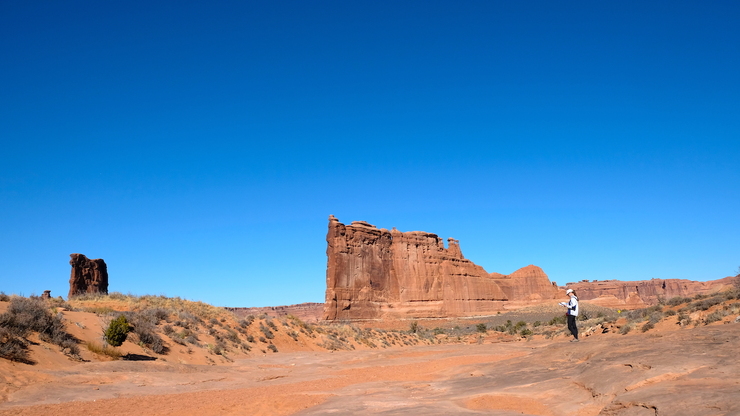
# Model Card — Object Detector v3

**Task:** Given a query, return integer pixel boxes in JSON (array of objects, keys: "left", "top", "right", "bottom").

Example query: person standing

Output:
[{"left": 559, "top": 289, "right": 579, "bottom": 342}]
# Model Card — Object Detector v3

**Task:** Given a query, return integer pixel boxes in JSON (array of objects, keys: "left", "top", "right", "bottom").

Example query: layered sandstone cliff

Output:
[
  {"left": 68, "top": 253, "right": 109, "bottom": 298},
  {"left": 566, "top": 277, "right": 735, "bottom": 309},
  {"left": 324, "top": 216, "right": 559, "bottom": 320}
]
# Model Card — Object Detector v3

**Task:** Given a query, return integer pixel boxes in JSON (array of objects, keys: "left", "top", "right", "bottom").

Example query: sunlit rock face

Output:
[
  {"left": 68, "top": 253, "right": 109, "bottom": 298},
  {"left": 565, "top": 277, "right": 735, "bottom": 309},
  {"left": 324, "top": 216, "right": 560, "bottom": 320}
]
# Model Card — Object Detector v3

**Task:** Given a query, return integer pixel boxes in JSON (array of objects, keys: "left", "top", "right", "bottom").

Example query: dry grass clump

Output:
[
  {"left": 70, "top": 293, "right": 233, "bottom": 323},
  {"left": 86, "top": 341, "right": 122, "bottom": 359}
]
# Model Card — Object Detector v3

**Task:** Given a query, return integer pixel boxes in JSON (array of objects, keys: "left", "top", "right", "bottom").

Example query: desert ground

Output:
[{"left": 2, "top": 294, "right": 739, "bottom": 416}]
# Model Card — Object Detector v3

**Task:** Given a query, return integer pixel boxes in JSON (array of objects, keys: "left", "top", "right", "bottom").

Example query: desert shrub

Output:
[
  {"left": 0, "top": 292, "right": 9, "bottom": 302},
  {"left": 549, "top": 315, "right": 566, "bottom": 326},
  {"left": 664, "top": 309, "right": 677, "bottom": 316},
  {"left": 648, "top": 311, "right": 663, "bottom": 324},
  {"left": 104, "top": 315, "right": 130, "bottom": 347},
  {"left": 409, "top": 321, "right": 419, "bottom": 334},
  {"left": 520, "top": 328, "right": 533, "bottom": 337},
  {"left": 267, "top": 344, "right": 278, "bottom": 352},
  {"left": 259, "top": 324, "right": 274, "bottom": 339},
  {"left": 162, "top": 324, "right": 175, "bottom": 336},
  {"left": 691, "top": 296, "right": 724, "bottom": 311},
  {"left": 0, "top": 327, "right": 32, "bottom": 363},
  {"left": 226, "top": 329, "right": 240, "bottom": 344},
  {"left": 476, "top": 323, "right": 487, "bottom": 333},
  {"left": 667, "top": 297, "right": 690, "bottom": 307},
  {"left": 705, "top": 310, "right": 728, "bottom": 324},
  {"left": 259, "top": 336, "right": 267, "bottom": 343},
  {"left": 641, "top": 322, "right": 654, "bottom": 332},
  {"left": 0, "top": 297, "right": 79, "bottom": 358},
  {"left": 47, "top": 297, "right": 73, "bottom": 311},
  {"left": 532, "top": 321, "right": 542, "bottom": 327},
  {"left": 124, "top": 312, "right": 166, "bottom": 354},
  {"left": 209, "top": 343, "right": 224, "bottom": 355},
  {"left": 619, "top": 324, "right": 632, "bottom": 335},
  {"left": 266, "top": 320, "right": 278, "bottom": 331},
  {"left": 246, "top": 334, "right": 255, "bottom": 343},
  {"left": 141, "top": 308, "right": 170, "bottom": 324}
]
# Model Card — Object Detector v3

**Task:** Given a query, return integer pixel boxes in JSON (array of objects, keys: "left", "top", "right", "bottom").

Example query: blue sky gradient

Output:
[{"left": 1, "top": 1, "right": 739, "bottom": 306}]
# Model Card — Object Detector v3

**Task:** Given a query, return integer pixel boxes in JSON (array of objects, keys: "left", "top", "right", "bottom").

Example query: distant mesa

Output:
[
  {"left": 324, "top": 216, "right": 560, "bottom": 320},
  {"left": 565, "top": 277, "right": 734, "bottom": 309},
  {"left": 68, "top": 253, "right": 109, "bottom": 298}
]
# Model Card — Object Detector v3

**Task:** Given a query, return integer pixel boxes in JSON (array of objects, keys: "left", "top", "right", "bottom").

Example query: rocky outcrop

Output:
[
  {"left": 68, "top": 253, "right": 109, "bottom": 298},
  {"left": 324, "top": 216, "right": 560, "bottom": 320},
  {"left": 565, "top": 277, "right": 735, "bottom": 309}
]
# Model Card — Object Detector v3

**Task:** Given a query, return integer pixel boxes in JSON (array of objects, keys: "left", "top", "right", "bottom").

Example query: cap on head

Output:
[{"left": 566, "top": 289, "right": 574, "bottom": 294}]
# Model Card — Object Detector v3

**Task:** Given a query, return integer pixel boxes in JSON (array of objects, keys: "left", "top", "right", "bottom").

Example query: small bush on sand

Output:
[
  {"left": 476, "top": 323, "right": 487, "bottom": 333},
  {"left": 104, "top": 315, "right": 130, "bottom": 347}
]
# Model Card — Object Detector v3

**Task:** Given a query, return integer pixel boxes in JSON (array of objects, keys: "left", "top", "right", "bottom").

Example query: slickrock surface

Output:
[
  {"left": 2, "top": 323, "right": 738, "bottom": 416},
  {"left": 568, "top": 277, "right": 735, "bottom": 309},
  {"left": 68, "top": 253, "right": 108, "bottom": 298},
  {"left": 324, "top": 216, "right": 559, "bottom": 320}
]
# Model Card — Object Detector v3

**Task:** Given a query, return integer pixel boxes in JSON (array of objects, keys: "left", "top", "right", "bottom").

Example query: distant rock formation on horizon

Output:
[
  {"left": 68, "top": 253, "right": 108, "bottom": 298},
  {"left": 324, "top": 216, "right": 560, "bottom": 320},
  {"left": 565, "top": 277, "right": 735, "bottom": 309}
]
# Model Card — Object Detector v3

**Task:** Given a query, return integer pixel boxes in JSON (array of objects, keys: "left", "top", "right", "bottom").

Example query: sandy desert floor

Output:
[{"left": 1, "top": 322, "right": 738, "bottom": 416}]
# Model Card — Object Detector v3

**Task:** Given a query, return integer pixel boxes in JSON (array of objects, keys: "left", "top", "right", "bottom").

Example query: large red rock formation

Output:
[
  {"left": 68, "top": 253, "right": 109, "bottom": 298},
  {"left": 566, "top": 277, "right": 735, "bottom": 309},
  {"left": 324, "top": 216, "right": 560, "bottom": 320}
]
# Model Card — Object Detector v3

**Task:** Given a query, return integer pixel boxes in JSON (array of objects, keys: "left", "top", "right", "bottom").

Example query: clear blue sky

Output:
[{"left": 1, "top": 1, "right": 738, "bottom": 307}]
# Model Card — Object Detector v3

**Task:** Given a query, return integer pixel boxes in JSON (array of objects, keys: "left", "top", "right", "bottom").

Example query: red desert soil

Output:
[{"left": 2, "top": 322, "right": 739, "bottom": 416}]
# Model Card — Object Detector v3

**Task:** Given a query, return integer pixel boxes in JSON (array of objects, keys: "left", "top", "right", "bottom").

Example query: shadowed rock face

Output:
[
  {"left": 68, "top": 253, "right": 108, "bottom": 298},
  {"left": 324, "top": 216, "right": 560, "bottom": 320}
]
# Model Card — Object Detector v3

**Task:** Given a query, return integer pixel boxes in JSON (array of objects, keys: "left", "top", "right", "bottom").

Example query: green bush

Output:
[
  {"left": 476, "top": 323, "right": 487, "bottom": 333},
  {"left": 104, "top": 315, "right": 130, "bottom": 347}
]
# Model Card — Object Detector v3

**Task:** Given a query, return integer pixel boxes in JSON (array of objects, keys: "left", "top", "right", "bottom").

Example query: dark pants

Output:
[{"left": 567, "top": 315, "right": 578, "bottom": 339}]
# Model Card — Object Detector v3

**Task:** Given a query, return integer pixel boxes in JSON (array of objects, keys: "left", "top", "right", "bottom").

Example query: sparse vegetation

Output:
[
  {"left": 86, "top": 341, "right": 122, "bottom": 359},
  {"left": 0, "top": 297, "right": 80, "bottom": 362}
]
